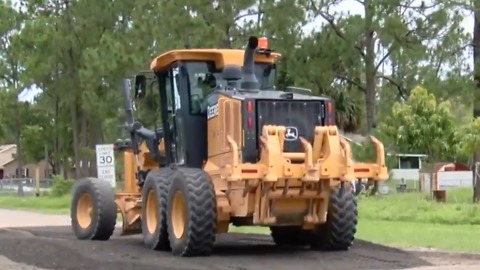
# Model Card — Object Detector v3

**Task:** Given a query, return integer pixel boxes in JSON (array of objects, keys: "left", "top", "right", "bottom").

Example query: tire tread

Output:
[
  {"left": 71, "top": 178, "right": 117, "bottom": 241},
  {"left": 310, "top": 183, "right": 358, "bottom": 251},
  {"left": 168, "top": 168, "right": 217, "bottom": 257}
]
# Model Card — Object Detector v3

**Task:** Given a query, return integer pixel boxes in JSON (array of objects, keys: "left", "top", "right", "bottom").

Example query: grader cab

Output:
[{"left": 70, "top": 36, "right": 388, "bottom": 257}]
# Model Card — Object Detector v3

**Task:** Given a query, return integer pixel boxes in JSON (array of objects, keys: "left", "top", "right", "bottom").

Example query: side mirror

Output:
[{"left": 134, "top": 75, "right": 147, "bottom": 99}]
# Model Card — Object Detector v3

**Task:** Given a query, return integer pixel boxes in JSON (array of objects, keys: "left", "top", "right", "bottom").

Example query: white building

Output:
[{"left": 389, "top": 153, "right": 427, "bottom": 181}]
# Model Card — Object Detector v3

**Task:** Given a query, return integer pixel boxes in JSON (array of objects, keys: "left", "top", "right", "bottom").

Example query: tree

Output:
[
  {"left": 0, "top": 1, "right": 33, "bottom": 177},
  {"left": 307, "top": 0, "right": 466, "bottom": 131},
  {"left": 381, "top": 86, "right": 458, "bottom": 159},
  {"left": 379, "top": 86, "right": 459, "bottom": 193},
  {"left": 458, "top": 118, "right": 480, "bottom": 202}
]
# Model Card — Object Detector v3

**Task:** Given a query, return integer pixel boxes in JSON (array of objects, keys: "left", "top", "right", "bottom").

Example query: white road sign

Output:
[{"left": 95, "top": 144, "right": 116, "bottom": 188}]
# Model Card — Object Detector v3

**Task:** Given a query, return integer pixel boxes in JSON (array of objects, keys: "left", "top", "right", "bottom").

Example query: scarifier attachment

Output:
[
  {"left": 351, "top": 135, "right": 388, "bottom": 181},
  {"left": 224, "top": 125, "right": 388, "bottom": 183}
]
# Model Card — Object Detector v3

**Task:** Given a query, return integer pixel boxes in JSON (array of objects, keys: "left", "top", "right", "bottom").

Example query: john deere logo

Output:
[{"left": 284, "top": 127, "right": 298, "bottom": 141}]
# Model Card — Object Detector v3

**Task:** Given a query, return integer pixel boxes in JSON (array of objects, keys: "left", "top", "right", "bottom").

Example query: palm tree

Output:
[{"left": 330, "top": 89, "right": 362, "bottom": 133}]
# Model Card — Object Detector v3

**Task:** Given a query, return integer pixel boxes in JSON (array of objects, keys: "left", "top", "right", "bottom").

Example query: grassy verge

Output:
[
  {"left": 229, "top": 220, "right": 480, "bottom": 252},
  {"left": 358, "top": 187, "right": 480, "bottom": 225},
  {"left": 0, "top": 193, "right": 70, "bottom": 214},
  {"left": 356, "top": 220, "right": 480, "bottom": 252}
]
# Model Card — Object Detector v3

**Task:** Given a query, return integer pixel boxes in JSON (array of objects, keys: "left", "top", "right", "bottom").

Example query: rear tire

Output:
[
  {"left": 70, "top": 178, "right": 117, "bottom": 241},
  {"left": 270, "top": 226, "right": 310, "bottom": 247},
  {"left": 167, "top": 168, "right": 217, "bottom": 257},
  {"left": 310, "top": 183, "right": 358, "bottom": 251},
  {"left": 141, "top": 168, "right": 174, "bottom": 251}
]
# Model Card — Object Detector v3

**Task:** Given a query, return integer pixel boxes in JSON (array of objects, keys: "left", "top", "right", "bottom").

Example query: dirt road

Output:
[{"left": 1, "top": 209, "right": 480, "bottom": 270}]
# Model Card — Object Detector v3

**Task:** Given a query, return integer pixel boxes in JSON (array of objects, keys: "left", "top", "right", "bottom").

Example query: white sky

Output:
[{"left": 14, "top": 0, "right": 475, "bottom": 102}]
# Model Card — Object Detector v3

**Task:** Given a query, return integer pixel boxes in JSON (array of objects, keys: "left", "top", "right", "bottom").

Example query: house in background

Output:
[
  {"left": 0, "top": 144, "right": 51, "bottom": 179},
  {"left": 389, "top": 153, "right": 428, "bottom": 181}
]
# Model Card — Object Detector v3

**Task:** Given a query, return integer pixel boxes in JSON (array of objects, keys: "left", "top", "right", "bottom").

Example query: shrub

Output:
[{"left": 50, "top": 175, "right": 75, "bottom": 197}]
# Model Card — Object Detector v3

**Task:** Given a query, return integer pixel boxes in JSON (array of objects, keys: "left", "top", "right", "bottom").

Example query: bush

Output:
[{"left": 50, "top": 175, "right": 75, "bottom": 197}]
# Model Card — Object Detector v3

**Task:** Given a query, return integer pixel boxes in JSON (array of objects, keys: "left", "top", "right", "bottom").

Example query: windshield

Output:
[
  {"left": 185, "top": 61, "right": 276, "bottom": 115},
  {"left": 185, "top": 61, "right": 276, "bottom": 91}
]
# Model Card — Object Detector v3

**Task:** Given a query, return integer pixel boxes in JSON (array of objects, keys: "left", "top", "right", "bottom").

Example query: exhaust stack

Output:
[{"left": 240, "top": 36, "right": 259, "bottom": 90}]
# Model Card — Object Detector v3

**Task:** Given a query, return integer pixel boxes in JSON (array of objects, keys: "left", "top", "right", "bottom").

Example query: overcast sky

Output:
[{"left": 14, "top": 0, "right": 474, "bottom": 102}]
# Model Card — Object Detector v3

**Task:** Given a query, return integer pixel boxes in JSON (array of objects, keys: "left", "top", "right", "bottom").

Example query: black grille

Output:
[{"left": 256, "top": 100, "right": 324, "bottom": 152}]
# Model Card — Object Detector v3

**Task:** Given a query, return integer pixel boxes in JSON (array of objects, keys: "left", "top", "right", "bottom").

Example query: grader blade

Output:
[
  {"left": 120, "top": 219, "right": 142, "bottom": 236},
  {"left": 115, "top": 194, "right": 142, "bottom": 236}
]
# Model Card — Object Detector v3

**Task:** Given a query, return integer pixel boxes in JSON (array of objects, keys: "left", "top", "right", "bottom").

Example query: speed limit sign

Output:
[{"left": 95, "top": 144, "right": 116, "bottom": 188}]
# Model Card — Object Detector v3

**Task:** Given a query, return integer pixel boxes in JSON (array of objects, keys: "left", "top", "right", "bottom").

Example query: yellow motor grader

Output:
[{"left": 70, "top": 36, "right": 388, "bottom": 257}]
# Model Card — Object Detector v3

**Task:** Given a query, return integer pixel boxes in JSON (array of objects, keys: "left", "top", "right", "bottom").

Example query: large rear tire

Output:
[
  {"left": 141, "top": 168, "right": 174, "bottom": 251},
  {"left": 167, "top": 168, "right": 217, "bottom": 257},
  {"left": 270, "top": 226, "right": 310, "bottom": 247},
  {"left": 70, "top": 178, "right": 117, "bottom": 241},
  {"left": 310, "top": 183, "right": 358, "bottom": 251}
]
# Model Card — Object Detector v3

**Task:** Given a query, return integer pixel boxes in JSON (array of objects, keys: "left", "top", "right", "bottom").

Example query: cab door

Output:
[
  {"left": 157, "top": 65, "right": 187, "bottom": 166},
  {"left": 174, "top": 61, "right": 208, "bottom": 168}
]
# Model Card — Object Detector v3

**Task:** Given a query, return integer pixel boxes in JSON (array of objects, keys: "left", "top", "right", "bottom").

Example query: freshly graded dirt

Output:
[{"left": 1, "top": 209, "right": 480, "bottom": 270}]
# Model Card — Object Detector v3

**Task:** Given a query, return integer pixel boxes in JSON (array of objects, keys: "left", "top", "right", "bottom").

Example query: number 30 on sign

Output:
[
  {"left": 95, "top": 144, "right": 116, "bottom": 188},
  {"left": 98, "top": 155, "right": 113, "bottom": 164}
]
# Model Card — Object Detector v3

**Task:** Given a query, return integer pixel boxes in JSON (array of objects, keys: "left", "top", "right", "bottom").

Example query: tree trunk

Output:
[
  {"left": 70, "top": 96, "right": 81, "bottom": 179},
  {"left": 364, "top": 0, "right": 376, "bottom": 131},
  {"left": 14, "top": 127, "right": 23, "bottom": 179},
  {"left": 13, "top": 99, "right": 24, "bottom": 179},
  {"left": 79, "top": 111, "right": 89, "bottom": 177},
  {"left": 44, "top": 143, "right": 49, "bottom": 178},
  {"left": 473, "top": 5, "right": 480, "bottom": 203},
  {"left": 64, "top": 0, "right": 83, "bottom": 180},
  {"left": 88, "top": 117, "right": 102, "bottom": 176},
  {"left": 52, "top": 95, "right": 60, "bottom": 175}
]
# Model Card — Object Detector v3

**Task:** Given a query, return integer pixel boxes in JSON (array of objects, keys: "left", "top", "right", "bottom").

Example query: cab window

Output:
[
  {"left": 134, "top": 79, "right": 161, "bottom": 128},
  {"left": 183, "top": 61, "right": 277, "bottom": 115},
  {"left": 165, "top": 68, "right": 181, "bottom": 111},
  {"left": 183, "top": 61, "right": 220, "bottom": 115},
  {"left": 256, "top": 63, "right": 276, "bottom": 90}
]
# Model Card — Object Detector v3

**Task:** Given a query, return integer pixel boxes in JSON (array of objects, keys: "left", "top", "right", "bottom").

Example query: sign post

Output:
[{"left": 95, "top": 144, "right": 116, "bottom": 188}]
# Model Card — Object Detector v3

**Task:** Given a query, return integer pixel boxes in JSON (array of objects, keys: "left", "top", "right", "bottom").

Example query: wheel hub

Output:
[
  {"left": 171, "top": 190, "right": 186, "bottom": 239},
  {"left": 77, "top": 194, "right": 93, "bottom": 228},
  {"left": 146, "top": 189, "right": 158, "bottom": 234}
]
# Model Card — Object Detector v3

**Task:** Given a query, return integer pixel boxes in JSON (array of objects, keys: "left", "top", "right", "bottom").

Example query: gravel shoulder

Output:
[{"left": 0, "top": 209, "right": 70, "bottom": 228}]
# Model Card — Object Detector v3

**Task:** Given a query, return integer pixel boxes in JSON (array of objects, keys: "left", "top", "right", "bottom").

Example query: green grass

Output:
[
  {"left": 1, "top": 187, "right": 480, "bottom": 252},
  {"left": 358, "top": 187, "right": 480, "bottom": 225},
  {"left": 229, "top": 220, "right": 480, "bottom": 252},
  {"left": 356, "top": 220, "right": 480, "bottom": 252},
  {"left": 0, "top": 193, "right": 70, "bottom": 214}
]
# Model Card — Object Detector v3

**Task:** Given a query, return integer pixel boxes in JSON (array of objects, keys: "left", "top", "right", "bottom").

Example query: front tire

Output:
[
  {"left": 141, "top": 168, "right": 174, "bottom": 251},
  {"left": 310, "top": 183, "right": 358, "bottom": 251},
  {"left": 167, "top": 168, "right": 217, "bottom": 257},
  {"left": 70, "top": 178, "right": 117, "bottom": 241}
]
